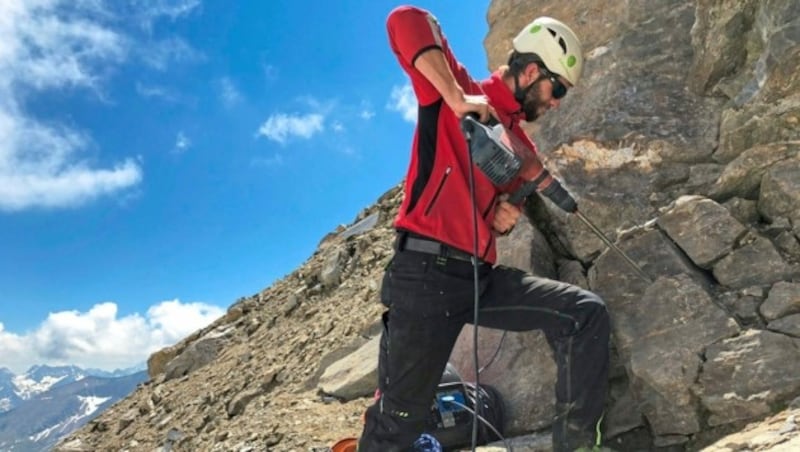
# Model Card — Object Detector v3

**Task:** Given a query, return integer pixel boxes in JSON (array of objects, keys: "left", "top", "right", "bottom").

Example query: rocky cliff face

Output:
[{"left": 56, "top": 0, "right": 800, "bottom": 451}]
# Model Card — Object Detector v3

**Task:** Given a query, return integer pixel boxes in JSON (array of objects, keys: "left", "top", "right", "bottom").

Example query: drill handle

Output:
[
  {"left": 507, "top": 166, "right": 552, "bottom": 205},
  {"left": 506, "top": 171, "right": 578, "bottom": 213},
  {"left": 507, "top": 181, "right": 538, "bottom": 205},
  {"left": 461, "top": 112, "right": 498, "bottom": 131}
]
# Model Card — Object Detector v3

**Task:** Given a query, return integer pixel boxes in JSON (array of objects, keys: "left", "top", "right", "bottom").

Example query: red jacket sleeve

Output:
[{"left": 386, "top": 6, "right": 452, "bottom": 106}]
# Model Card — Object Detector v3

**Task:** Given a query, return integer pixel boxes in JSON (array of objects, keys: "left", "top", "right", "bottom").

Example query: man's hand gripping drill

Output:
[
  {"left": 461, "top": 114, "right": 652, "bottom": 282},
  {"left": 460, "top": 114, "right": 577, "bottom": 213}
]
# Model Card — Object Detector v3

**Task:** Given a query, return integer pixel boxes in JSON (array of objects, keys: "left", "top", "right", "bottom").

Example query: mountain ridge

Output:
[
  {"left": 0, "top": 365, "right": 147, "bottom": 452},
  {"left": 0, "top": 364, "right": 146, "bottom": 412}
]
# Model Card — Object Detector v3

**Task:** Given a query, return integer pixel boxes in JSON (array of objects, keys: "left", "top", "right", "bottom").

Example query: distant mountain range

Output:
[{"left": 0, "top": 365, "right": 147, "bottom": 451}]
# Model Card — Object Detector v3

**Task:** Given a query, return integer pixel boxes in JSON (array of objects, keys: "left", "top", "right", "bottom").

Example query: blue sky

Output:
[{"left": 0, "top": 0, "right": 489, "bottom": 374}]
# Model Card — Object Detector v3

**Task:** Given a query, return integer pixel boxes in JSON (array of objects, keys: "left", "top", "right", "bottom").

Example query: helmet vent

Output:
[{"left": 547, "top": 28, "right": 568, "bottom": 54}]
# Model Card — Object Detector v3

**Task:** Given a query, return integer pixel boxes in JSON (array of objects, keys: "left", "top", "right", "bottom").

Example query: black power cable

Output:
[
  {"left": 463, "top": 113, "right": 511, "bottom": 452},
  {"left": 464, "top": 116, "right": 483, "bottom": 452},
  {"left": 478, "top": 330, "right": 507, "bottom": 375},
  {"left": 440, "top": 395, "right": 514, "bottom": 452}
]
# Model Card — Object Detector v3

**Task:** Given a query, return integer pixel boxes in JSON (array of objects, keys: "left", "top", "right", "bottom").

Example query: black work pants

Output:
[{"left": 358, "top": 247, "right": 610, "bottom": 452}]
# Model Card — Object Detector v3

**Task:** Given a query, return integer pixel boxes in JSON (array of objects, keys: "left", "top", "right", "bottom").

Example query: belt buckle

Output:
[{"left": 436, "top": 243, "right": 452, "bottom": 266}]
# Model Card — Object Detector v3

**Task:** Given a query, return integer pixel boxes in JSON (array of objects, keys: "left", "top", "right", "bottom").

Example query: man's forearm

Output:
[{"left": 413, "top": 48, "right": 465, "bottom": 110}]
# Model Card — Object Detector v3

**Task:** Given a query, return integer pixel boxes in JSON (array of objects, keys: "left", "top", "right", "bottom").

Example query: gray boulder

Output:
[
  {"left": 697, "top": 329, "right": 800, "bottom": 426},
  {"left": 712, "top": 236, "right": 794, "bottom": 289},
  {"left": 760, "top": 282, "right": 800, "bottom": 321},
  {"left": 657, "top": 196, "right": 747, "bottom": 268}
]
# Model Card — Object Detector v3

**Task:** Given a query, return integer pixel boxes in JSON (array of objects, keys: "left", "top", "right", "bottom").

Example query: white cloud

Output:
[
  {"left": 0, "top": 300, "right": 225, "bottom": 374},
  {"left": 139, "top": 36, "right": 203, "bottom": 70},
  {"left": 134, "top": 0, "right": 202, "bottom": 31},
  {"left": 359, "top": 100, "right": 375, "bottom": 120},
  {"left": 174, "top": 131, "right": 190, "bottom": 152},
  {"left": 331, "top": 121, "right": 345, "bottom": 132},
  {"left": 219, "top": 77, "right": 242, "bottom": 108},
  {"left": 135, "top": 82, "right": 177, "bottom": 101},
  {"left": 3, "top": 15, "right": 126, "bottom": 90},
  {"left": 256, "top": 113, "right": 325, "bottom": 144},
  {"left": 0, "top": 0, "right": 145, "bottom": 211},
  {"left": 388, "top": 83, "right": 417, "bottom": 123}
]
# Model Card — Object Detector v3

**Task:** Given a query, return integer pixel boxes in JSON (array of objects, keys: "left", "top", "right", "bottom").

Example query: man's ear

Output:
[{"left": 523, "top": 62, "right": 540, "bottom": 84}]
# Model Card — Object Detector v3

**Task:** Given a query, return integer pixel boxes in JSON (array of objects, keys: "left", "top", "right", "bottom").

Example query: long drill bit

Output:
[{"left": 575, "top": 210, "right": 653, "bottom": 283}]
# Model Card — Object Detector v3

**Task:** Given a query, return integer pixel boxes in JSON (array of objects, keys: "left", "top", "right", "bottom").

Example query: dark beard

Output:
[{"left": 521, "top": 79, "right": 548, "bottom": 122}]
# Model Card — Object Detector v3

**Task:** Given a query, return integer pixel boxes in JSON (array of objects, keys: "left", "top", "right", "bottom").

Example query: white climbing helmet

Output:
[{"left": 512, "top": 17, "right": 584, "bottom": 85}]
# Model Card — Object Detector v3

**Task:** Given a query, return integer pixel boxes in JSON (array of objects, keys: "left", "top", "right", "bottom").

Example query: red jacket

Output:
[{"left": 387, "top": 6, "right": 539, "bottom": 264}]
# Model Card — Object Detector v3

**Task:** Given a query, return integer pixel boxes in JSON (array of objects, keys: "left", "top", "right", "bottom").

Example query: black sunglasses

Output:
[{"left": 537, "top": 65, "right": 568, "bottom": 99}]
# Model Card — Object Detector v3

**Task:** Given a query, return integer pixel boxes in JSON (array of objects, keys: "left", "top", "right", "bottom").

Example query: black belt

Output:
[{"left": 398, "top": 232, "right": 484, "bottom": 265}]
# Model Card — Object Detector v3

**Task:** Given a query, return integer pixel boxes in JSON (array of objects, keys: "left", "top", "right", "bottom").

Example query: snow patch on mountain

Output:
[
  {"left": 29, "top": 395, "right": 112, "bottom": 443},
  {"left": 12, "top": 374, "right": 68, "bottom": 400}
]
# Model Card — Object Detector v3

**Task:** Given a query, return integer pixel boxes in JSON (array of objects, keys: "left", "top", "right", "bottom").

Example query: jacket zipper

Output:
[
  {"left": 481, "top": 235, "right": 493, "bottom": 260},
  {"left": 478, "top": 195, "right": 497, "bottom": 260},
  {"left": 424, "top": 166, "right": 451, "bottom": 216},
  {"left": 481, "top": 195, "right": 497, "bottom": 219}
]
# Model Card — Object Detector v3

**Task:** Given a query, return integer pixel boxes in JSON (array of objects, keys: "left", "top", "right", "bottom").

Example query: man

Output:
[{"left": 358, "top": 5, "right": 611, "bottom": 452}]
